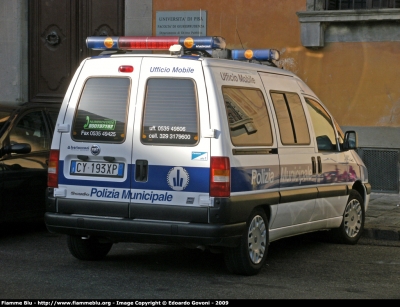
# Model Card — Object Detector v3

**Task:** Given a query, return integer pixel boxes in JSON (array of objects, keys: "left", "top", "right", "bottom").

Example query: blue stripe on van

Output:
[
  {"left": 231, "top": 165, "right": 280, "bottom": 192},
  {"left": 58, "top": 161, "right": 210, "bottom": 192},
  {"left": 58, "top": 161, "right": 360, "bottom": 193},
  {"left": 133, "top": 165, "right": 209, "bottom": 192},
  {"left": 231, "top": 162, "right": 361, "bottom": 192}
]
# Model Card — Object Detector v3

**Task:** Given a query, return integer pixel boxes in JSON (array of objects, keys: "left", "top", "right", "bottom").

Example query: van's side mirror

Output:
[{"left": 343, "top": 131, "right": 358, "bottom": 150}]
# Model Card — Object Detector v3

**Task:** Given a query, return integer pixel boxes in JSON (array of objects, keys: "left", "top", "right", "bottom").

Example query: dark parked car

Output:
[{"left": 0, "top": 102, "right": 60, "bottom": 222}]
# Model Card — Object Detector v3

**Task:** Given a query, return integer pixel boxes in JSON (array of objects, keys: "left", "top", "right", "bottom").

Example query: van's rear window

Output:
[
  {"left": 72, "top": 77, "right": 130, "bottom": 143},
  {"left": 141, "top": 78, "right": 199, "bottom": 146}
]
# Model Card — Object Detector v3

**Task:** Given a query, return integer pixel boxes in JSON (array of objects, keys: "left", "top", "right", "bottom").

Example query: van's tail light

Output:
[
  {"left": 48, "top": 149, "right": 59, "bottom": 188},
  {"left": 210, "top": 157, "right": 230, "bottom": 197}
]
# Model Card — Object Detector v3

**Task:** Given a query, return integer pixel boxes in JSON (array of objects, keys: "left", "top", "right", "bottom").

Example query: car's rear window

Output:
[
  {"left": 141, "top": 78, "right": 199, "bottom": 146},
  {"left": 72, "top": 77, "right": 130, "bottom": 143},
  {"left": 0, "top": 111, "right": 12, "bottom": 133}
]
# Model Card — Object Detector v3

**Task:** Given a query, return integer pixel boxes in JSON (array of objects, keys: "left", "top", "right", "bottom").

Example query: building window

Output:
[
  {"left": 324, "top": 0, "right": 400, "bottom": 10},
  {"left": 297, "top": 0, "right": 400, "bottom": 47}
]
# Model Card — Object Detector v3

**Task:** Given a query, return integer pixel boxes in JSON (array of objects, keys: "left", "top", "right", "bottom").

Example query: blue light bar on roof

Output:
[
  {"left": 179, "top": 36, "right": 226, "bottom": 50},
  {"left": 86, "top": 36, "right": 226, "bottom": 51},
  {"left": 231, "top": 49, "right": 280, "bottom": 62},
  {"left": 87, "top": 36, "right": 119, "bottom": 50}
]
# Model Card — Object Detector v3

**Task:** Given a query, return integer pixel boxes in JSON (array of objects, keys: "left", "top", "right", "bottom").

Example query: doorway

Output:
[{"left": 29, "top": 0, "right": 125, "bottom": 103}]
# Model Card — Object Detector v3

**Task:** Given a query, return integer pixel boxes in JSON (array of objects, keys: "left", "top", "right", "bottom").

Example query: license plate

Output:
[{"left": 70, "top": 161, "right": 124, "bottom": 177}]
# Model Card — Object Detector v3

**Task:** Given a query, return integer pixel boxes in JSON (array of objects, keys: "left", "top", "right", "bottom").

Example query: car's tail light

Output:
[
  {"left": 210, "top": 157, "right": 230, "bottom": 197},
  {"left": 48, "top": 149, "right": 59, "bottom": 188}
]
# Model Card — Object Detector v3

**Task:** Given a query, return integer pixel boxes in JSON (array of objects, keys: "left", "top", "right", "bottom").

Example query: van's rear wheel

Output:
[
  {"left": 224, "top": 208, "right": 269, "bottom": 275},
  {"left": 67, "top": 235, "right": 113, "bottom": 260},
  {"left": 329, "top": 190, "right": 365, "bottom": 245}
]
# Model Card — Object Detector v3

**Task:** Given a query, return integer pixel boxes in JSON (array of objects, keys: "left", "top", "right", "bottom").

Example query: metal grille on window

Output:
[
  {"left": 324, "top": 0, "right": 400, "bottom": 9},
  {"left": 359, "top": 148, "right": 399, "bottom": 193}
]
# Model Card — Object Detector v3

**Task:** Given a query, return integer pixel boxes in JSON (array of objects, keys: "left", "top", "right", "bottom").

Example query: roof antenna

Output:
[
  {"left": 236, "top": 29, "right": 244, "bottom": 49},
  {"left": 235, "top": 17, "right": 244, "bottom": 49}
]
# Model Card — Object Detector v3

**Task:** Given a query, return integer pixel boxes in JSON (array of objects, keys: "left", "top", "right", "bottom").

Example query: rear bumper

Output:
[
  {"left": 44, "top": 188, "right": 264, "bottom": 248},
  {"left": 45, "top": 212, "right": 245, "bottom": 247}
]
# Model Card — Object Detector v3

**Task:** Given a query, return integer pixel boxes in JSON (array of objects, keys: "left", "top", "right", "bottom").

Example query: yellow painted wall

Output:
[
  {"left": 153, "top": 0, "right": 400, "bottom": 128},
  {"left": 302, "top": 43, "right": 400, "bottom": 127}
]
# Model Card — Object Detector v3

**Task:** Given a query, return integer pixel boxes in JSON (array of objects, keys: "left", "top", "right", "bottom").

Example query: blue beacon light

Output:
[
  {"left": 85, "top": 36, "right": 279, "bottom": 65},
  {"left": 179, "top": 36, "right": 227, "bottom": 50},
  {"left": 86, "top": 37, "right": 119, "bottom": 50},
  {"left": 86, "top": 36, "right": 226, "bottom": 51},
  {"left": 231, "top": 49, "right": 280, "bottom": 62}
]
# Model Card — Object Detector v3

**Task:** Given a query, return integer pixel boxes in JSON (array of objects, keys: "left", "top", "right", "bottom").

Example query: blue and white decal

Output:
[
  {"left": 191, "top": 151, "right": 208, "bottom": 161},
  {"left": 252, "top": 168, "right": 275, "bottom": 185},
  {"left": 280, "top": 165, "right": 314, "bottom": 186},
  {"left": 64, "top": 184, "right": 207, "bottom": 206},
  {"left": 167, "top": 167, "right": 190, "bottom": 191},
  {"left": 231, "top": 165, "right": 280, "bottom": 192},
  {"left": 59, "top": 162, "right": 209, "bottom": 192},
  {"left": 66, "top": 186, "right": 174, "bottom": 203},
  {"left": 90, "top": 188, "right": 173, "bottom": 203}
]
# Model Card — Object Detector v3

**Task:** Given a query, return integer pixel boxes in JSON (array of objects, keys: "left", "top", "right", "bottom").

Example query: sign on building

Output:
[{"left": 156, "top": 10, "right": 207, "bottom": 36}]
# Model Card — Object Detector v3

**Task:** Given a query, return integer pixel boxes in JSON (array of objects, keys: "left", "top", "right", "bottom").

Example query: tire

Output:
[
  {"left": 224, "top": 208, "right": 269, "bottom": 276},
  {"left": 329, "top": 190, "right": 365, "bottom": 245},
  {"left": 67, "top": 235, "right": 113, "bottom": 261}
]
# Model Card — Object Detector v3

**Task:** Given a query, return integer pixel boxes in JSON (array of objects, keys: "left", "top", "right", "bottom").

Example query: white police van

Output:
[{"left": 45, "top": 36, "right": 371, "bottom": 275}]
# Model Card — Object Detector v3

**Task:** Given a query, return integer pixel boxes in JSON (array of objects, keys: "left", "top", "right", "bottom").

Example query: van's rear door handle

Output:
[
  {"left": 135, "top": 160, "right": 148, "bottom": 182},
  {"left": 57, "top": 124, "right": 70, "bottom": 132},
  {"left": 311, "top": 157, "right": 316, "bottom": 174},
  {"left": 317, "top": 156, "right": 322, "bottom": 174}
]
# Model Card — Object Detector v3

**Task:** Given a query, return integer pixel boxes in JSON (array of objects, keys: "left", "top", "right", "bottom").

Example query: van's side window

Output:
[
  {"left": 222, "top": 86, "right": 273, "bottom": 146},
  {"left": 270, "top": 92, "right": 310, "bottom": 145},
  {"left": 305, "top": 97, "right": 338, "bottom": 151},
  {"left": 141, "top": 78, "right": 199, "bottom": 146},
  {"left": 72, "top": 77, "right": 130, "bottom": 143}
]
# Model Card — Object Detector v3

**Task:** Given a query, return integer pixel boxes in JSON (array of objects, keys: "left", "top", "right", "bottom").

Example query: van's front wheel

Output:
[
  {"left": 224, "top": 209, "right": 269, "bottom": 275},
  {"left": 329, "top": 189, "right": 365, "bottom": 245},
  {"left": 67, "top": 235, "right": 113, "bottom": 260}
]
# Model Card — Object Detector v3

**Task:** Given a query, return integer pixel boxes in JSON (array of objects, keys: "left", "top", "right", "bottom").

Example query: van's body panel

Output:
[{"left": 46, "top": 49, "right": 370, "bottom": 267}]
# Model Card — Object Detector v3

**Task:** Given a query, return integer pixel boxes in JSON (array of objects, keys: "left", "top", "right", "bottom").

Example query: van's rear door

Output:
[
  {"left": 57, "top": 57, "right": 142, "bottom": 217},
  {"left": 128, "top": 56, "right": 211, "bottom": 219}
]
